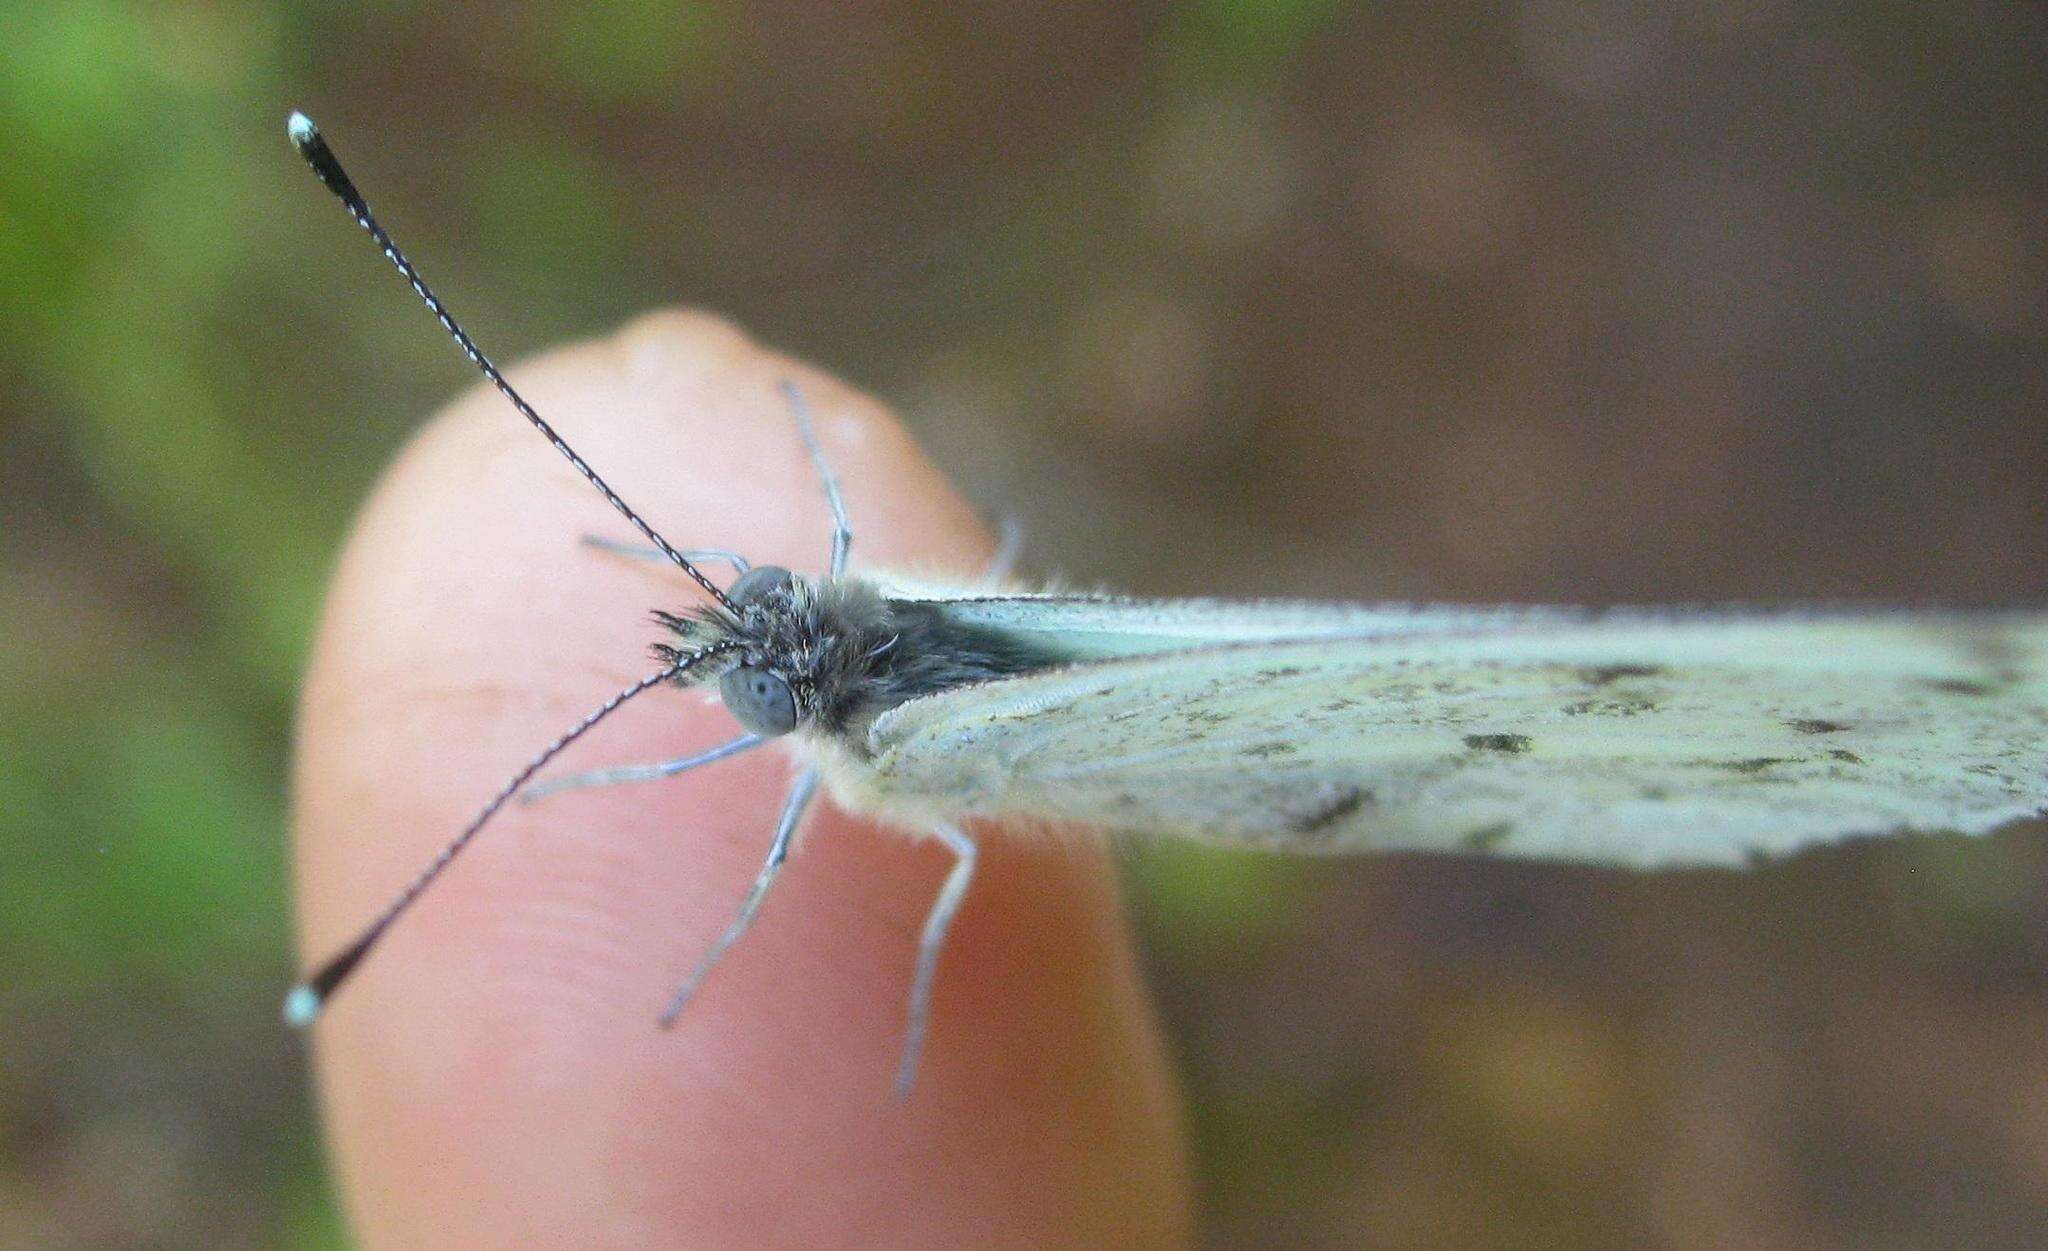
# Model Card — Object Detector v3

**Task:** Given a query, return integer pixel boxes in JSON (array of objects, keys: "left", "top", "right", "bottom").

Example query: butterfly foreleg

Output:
[
  {"left": 658, "top": 768, "right": 820, "bottom": 1027},
  {"left": 979, "top": 515, "right": 1025, "bottom": 588},
  {"left": 519, "top": 733, "right": 764, "bottom": 804},
  {"left": 778, "top": 378, "right": 853, "bottom": 578},
  {"left": 577, "top": 536, "right": 753, "bottom": 581},
  {"left": 579, "top": 535, "right": 753, "bottom": 576}
]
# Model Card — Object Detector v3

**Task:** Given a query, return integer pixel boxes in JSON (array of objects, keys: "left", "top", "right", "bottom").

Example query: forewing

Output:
[
  {"left": 863, "top": 612, "right": 2048, "bottom": 867},
  {"left": 870, "top": 580, "right": 1594, "bottom": 662}
]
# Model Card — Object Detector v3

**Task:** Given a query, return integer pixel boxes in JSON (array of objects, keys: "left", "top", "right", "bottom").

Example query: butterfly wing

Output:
[
  {"left": 870, "top": 582, "right": 1596, "bottom": 660},
  {"left": 853, "top": 610, "right": 2048, "bottom": 867}
]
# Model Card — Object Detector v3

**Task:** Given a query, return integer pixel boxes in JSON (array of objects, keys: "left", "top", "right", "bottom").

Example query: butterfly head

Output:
[{"left": 654, "top": 567, "right": 902, "bottom": 740}]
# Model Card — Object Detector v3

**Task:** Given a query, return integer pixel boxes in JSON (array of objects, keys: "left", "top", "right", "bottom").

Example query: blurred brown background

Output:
[{"left": 3, "top": 2, "right": 2045, "bottom": 1246}]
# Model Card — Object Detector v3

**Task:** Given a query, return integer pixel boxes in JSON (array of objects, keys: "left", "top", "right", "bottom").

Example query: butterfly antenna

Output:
[
  {"left": 283, "top": 645, "right": 732, "bottom": 1027},
  {"left": 284, "top": 110, "right": 739, "bottom": 616}
]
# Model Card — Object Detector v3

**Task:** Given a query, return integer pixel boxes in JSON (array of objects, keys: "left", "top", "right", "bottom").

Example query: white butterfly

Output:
[{"left": 281, "top": 112, "right": 2048, "bottom": 1093}]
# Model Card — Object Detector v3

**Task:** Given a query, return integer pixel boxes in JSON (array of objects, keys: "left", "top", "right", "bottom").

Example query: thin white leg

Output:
[
  {"left": 659, "top": 769, "right": 819, "bottom": 1027},
  {"left": 520, "top": 733, "right": 764, "bottom": 804},
  {"left": 897, "top": 822, "right": 978, "bottom": 1096},
  {"left": 980, "top": 515, "right": 1025, "bottom": 588},
  {"left": 582, "top": 535, "right": 752, "bottom": 576},
  {"left": 779, "top": 379, "right": 853, "bottom": 577}
]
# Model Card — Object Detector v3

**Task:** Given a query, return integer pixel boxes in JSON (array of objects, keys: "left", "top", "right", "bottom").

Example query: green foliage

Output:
[{"left": 545, "top": 0, "right": 724, "bottom": 103}]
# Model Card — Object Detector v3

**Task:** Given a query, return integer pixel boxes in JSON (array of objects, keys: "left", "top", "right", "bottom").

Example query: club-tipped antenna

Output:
[
  {"left": 283, "top": 645, "right": 732, "bottom": 1028},
  {"left": 284, "top": 110, "right": 739, "bottom": 616}
]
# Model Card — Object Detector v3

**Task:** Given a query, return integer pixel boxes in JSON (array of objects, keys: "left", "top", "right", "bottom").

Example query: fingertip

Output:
[
  {"left": 294, "top": 311, "right": 1191, "bottom": 1246},
  {"left": 610, "top": 306, "right": 762, "bottom": 377}
]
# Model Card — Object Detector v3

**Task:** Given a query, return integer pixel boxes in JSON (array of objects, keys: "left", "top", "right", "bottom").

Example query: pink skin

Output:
[{"left": 293, "top": 311, "right": 1194, "bottom": 1247}]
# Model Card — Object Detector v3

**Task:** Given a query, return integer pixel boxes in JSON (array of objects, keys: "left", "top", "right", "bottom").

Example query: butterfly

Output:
[{"left": 280, "top": 112, "right": 2048, "bottom": 1093}]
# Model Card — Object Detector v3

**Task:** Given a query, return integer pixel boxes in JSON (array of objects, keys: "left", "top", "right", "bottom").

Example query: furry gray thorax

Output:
[{"left": 653, "top": 576, "right": 1066, "bottom": 739}]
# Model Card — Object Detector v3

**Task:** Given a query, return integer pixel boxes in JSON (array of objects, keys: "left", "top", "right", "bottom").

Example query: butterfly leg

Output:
[
  {"left": 896, "top": 822, "right": 978, "bottom": 1096},
  {"left": 658, "top": 768, "right": 820, "bottom": 1027},
  {"left": 979, "top": 515, "right": 1025, "bottom": 588},
  {"left": 520, "top": 733, "right": 764, "bottom": 804},
  {"left": 778, "top": 378, "right": 854, "bottom": 577},
  {"left": 580, "top": 535, "right": 752, "bottom": 576}
]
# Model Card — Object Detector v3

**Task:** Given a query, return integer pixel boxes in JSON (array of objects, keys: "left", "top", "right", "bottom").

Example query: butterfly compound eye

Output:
[
  {"left": 728, "top": 564, "right": 794, "bottom": 606},
  {"left": 721, "top": 665, "right": 798, "bottom": 736}
]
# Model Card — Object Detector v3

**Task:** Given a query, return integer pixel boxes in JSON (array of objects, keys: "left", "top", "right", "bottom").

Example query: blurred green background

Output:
[{"left": 4, "top": 2, "right": 2045, "bottom": 1246}]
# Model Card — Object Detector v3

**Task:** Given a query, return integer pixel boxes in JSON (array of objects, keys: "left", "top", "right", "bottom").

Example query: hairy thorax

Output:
[{"left": 658, "top": 572, "right": 1068, "bottom": 744}]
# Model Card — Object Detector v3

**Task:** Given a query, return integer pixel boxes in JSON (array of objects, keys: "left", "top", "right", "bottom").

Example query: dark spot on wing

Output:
[
  {"left": 1461, "top": 822, "right": 1514, "bottom": 853},
  {"left": 1563, "top": 696, "right": 1658, "bottom": 717},
  {"left": 1578, "top": 664, "right": 1664, "bottom": 687},
  {"left": 1924, "top": 678, "right": 1996, "bottom": 697},
  {"left": 1242, "top": 741, "right": 1298, "bottom": 759},
  {"left": 1718, "top": 757, "right": 1791, "bottom": 775},
  {"left": 1009, "top": 699, "right": 1081, "bottom": 723},
  {"left": 1464, "top": 733, "right": 1533, "bottom": 754},
  {"left": 1788, "top": 718, "right": 1849, "bottom": 734},
  {"left": 1289, "top": 786, "right": 1369, "bottom": 836},
  {"left": 1256, "top": 666, "right": 1306, "bottom": 681},
  {"left": 1829, "top": 749, "right": 1865, "bottom": 764}
]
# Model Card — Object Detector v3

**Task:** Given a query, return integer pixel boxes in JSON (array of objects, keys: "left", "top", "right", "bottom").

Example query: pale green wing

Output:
[
  {"left": 860, "top": 612, "right": 2048, "bottom": 867},
  {"left": 869, "top": 580, "right": 1594, "bottom": 661}
]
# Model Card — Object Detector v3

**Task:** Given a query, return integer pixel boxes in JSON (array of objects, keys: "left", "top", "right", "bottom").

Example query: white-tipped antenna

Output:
[
  {"left": 282, "top": 110, "right": 739, "bottom": 616},
  {"left": 282, "top": 645, "right": 734, "bottom": 1026}
]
